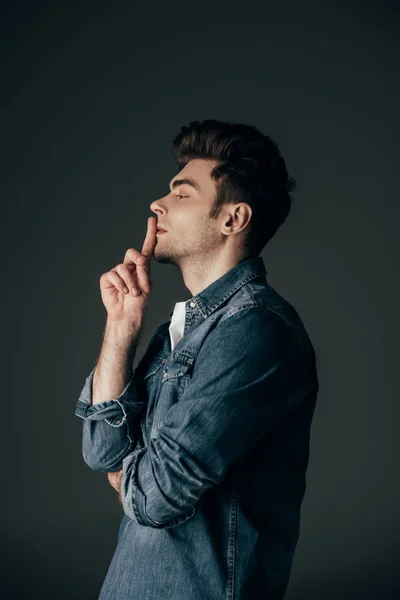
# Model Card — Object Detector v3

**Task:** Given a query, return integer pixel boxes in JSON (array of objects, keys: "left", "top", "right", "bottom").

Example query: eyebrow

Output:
[{"left": 169, "top": 177, "right": 201, "bottom": 193}]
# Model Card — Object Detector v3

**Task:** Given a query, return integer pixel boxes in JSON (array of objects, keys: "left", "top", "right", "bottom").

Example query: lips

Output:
[{"left": 157, "top": 226, "right": 167, "bottom": 232}]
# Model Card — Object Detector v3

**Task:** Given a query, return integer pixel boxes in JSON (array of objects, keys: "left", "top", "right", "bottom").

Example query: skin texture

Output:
[
  {"left": 149, "top": 158, "right": 252, "bottom": 297},
  {"left": 107, "top": 158, "right": 252, "bottom": 499}
]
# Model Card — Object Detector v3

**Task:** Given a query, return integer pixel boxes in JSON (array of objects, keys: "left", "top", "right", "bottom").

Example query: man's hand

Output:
[
  {"left": 99, "top": 216, "right": 158, "bottom": 323},
  {"left": 108, "top": 469, "right": 124, "bottom": 504}
]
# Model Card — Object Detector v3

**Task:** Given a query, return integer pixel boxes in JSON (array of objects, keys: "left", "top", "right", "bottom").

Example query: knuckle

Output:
[
  {"left": 126, "top": 248, "right": 144, "bottom": 261},
  {"left": 115, "top": 263, "right": 127, "bottom": 276},
  {"left": 125, "top": 248, "right": 138, "bottom": 259}
]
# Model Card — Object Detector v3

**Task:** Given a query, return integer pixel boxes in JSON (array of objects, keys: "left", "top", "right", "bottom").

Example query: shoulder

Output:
[{"left": 218, "top": 304, "right": 303, "bottom": 353}]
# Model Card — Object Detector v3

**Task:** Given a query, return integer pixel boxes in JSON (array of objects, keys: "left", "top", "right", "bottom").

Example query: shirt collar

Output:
[{"left": 181, "top": 256, "right": 267, "bottom": 320}]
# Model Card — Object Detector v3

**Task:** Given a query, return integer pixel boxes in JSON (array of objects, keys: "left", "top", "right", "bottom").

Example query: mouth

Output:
[{"left": 156, "top": 227, "right": 167, "bottom": 234}]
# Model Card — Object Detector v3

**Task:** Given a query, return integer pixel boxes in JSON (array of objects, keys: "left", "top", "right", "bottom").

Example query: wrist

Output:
[{"left": 104, "top": 317, "right": 143, "bottom": 346}]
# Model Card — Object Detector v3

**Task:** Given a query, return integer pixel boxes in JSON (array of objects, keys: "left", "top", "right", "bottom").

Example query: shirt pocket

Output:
[
  {"left": 141, "top": 355, "right": 168, "bottom": 425},
  {"left": 143, "top": 356, "right": 167, "bottom": 380},
  {"left": 149, "top": 353, "right": 195, "bottom": 439},
  {"left": 161, "top": 353, "right": 194, "bottom": 387}
]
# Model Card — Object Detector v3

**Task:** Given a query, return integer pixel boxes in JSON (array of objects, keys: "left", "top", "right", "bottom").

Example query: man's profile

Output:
[{"left": 75, "top": 118, "right": 319, "bottom": 600}]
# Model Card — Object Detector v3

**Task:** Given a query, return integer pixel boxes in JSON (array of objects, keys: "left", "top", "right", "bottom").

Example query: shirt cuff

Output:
[
  {"left": 120, "top": 447, "right": 197, "bottom": 529},
  {"left": 74, "top": 366, "right": 144, "bottom": 427}
]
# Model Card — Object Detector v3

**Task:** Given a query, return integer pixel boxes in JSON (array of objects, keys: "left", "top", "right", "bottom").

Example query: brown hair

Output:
[{"left": 170, "top": 119, "right": 297, "bottom": 257}]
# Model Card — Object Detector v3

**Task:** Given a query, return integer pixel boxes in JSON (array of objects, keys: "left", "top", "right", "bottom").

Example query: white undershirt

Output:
[{"left": 168, "top": 301, "right": 187, "bottom": 351}]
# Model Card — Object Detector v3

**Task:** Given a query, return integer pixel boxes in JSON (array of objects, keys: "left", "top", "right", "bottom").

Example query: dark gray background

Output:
[{"left": 2, "top": 1, "right": 399, "bottom": 598}]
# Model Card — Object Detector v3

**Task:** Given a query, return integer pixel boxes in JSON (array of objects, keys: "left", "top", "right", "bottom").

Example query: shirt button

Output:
[{"left": 190, "top": 301, "right": 196, "bottom": 308}]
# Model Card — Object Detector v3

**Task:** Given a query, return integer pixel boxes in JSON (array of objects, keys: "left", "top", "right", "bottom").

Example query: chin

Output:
[{"left": 152, "top": 249, "right": 174, "bottom": 265}]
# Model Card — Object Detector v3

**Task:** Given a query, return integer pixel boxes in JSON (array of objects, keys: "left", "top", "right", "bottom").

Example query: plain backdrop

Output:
[{"left": 1, "top": 0, "right": 399, "bottom": 598}]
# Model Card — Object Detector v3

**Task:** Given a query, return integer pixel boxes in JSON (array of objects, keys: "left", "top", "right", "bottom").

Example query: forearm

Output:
[
  {"left": 76, "top": 216, "right": 157, "bottom": 472},
  {"left": 92, "top": 317, "right": 144, "bottom": 405},
  {"left": 75, "top": 317, "right": 146, "bottom": 472}
]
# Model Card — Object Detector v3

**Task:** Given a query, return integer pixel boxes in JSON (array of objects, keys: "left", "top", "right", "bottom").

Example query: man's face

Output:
[{"left": 149, "top": 158, "right": 223, "bottom": 266}]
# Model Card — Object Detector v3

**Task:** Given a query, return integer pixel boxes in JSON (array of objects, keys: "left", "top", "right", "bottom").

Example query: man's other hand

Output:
[{"left": 108, "top": 470, "right": 123, "bottom": 504}]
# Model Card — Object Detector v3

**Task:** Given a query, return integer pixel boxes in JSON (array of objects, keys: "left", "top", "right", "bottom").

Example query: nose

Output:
[{"left": 149, "top": 196, "right": 166, "bottom": 217}]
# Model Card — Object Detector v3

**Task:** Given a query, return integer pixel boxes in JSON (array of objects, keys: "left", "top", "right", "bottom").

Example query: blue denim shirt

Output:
[{"left": 75, "top": 256, "right": 319, "bottom": 600}]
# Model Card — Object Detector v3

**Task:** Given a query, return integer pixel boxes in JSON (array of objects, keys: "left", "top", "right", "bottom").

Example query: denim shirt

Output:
[{"left": 75, "top": 256, "right": 319, "bottom": 600}]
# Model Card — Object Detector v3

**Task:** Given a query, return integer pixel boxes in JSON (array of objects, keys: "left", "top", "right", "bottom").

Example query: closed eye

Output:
[{"left": 166, "top": 190, "right": 187, "bottom": 199}]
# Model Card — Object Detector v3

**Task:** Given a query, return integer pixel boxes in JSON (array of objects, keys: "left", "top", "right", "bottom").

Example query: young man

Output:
[{"left": 75, "top": 119, "right": 319, "bottom": 600}]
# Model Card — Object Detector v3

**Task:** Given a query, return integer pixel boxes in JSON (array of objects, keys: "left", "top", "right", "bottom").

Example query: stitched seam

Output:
[
  {"left": 220, "top": 305, "right": 305, "bottom": 353},
  {"left": 149, "top": 505, "right": 197, "bottom": 529},
  {"left": 143, "top": 359, "right": 165, "bottom": 380},
  {"left": 196, "top": 270, "right": 263, "bottom": 317},
  {"left": 117, "top": 398, "right": 134, "bottom": 444},
  {"left": 244, "top": 281, "right": 256, "bottom": 304},
  {"left": 226, "top": 486, "right": 239, "bottom": 600}
]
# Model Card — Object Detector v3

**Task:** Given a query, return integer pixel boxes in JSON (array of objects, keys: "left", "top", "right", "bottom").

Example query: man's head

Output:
[{"left": 149, "top": 119, "right": 296, "bottom": 268}]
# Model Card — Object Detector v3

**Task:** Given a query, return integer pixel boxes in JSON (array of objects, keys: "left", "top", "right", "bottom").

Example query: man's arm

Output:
[
  {"left": 92, "top": 317, "right": 143, "bottom": 405},
  {"left": 119, "top": 307, "right": 319, "bottom": 529},
  {"left": 75, "top": 216, "right": 158, "bottom": 472},
  {"left": 75, "top": 317, "right": 146, "bottom": 472}
]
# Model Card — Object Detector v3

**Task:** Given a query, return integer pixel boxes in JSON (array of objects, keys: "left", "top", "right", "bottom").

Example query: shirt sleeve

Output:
[
  {"left": 120, "top": 307, "right": 318, "bottom": 529},
  {"left": 74, "top": 365, "right": 146, "bottom": 472}
]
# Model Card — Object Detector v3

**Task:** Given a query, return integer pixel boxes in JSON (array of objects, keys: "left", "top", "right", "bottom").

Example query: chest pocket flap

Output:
[
  {"left": 161, "top": 352, "right": 195, "bottom": 383},
  {"left": 143, "top": 356, "right": 167, "bottom": 380}
]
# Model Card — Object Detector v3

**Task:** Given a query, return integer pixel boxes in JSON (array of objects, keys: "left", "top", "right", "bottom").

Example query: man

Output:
[{"left": 75, "top": 119, "right": 319, "bottom": 600}]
